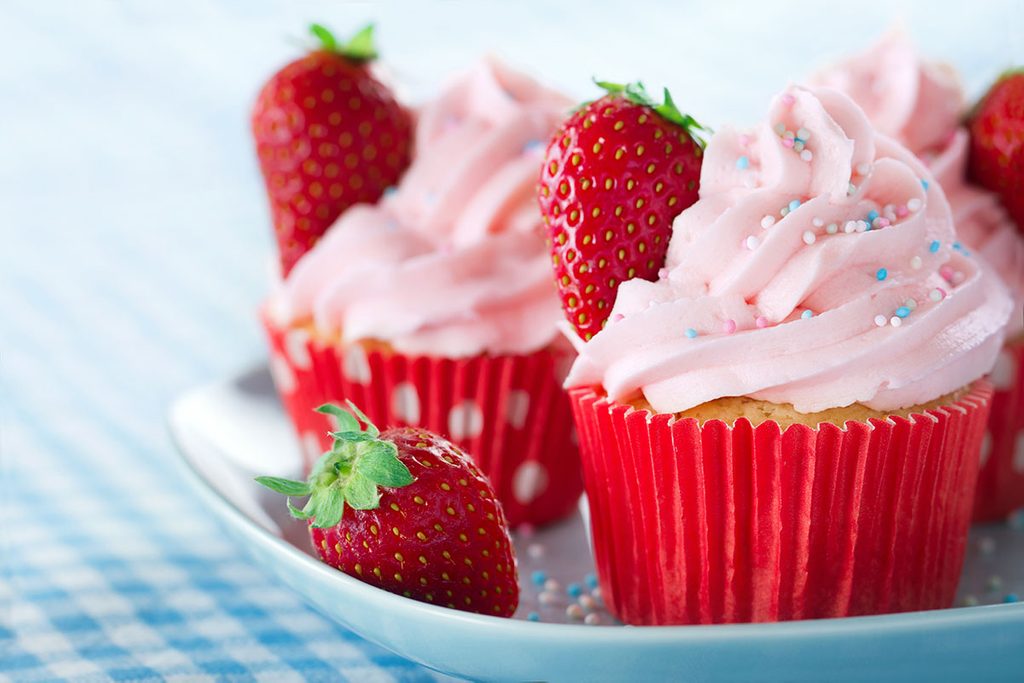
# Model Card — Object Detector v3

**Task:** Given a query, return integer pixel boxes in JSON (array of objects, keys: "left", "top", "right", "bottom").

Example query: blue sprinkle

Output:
[
  {"left": 801, "top": 309, "right": 813, "bottom": 320},
  {"left": 867, "top": 210, "right": 879, "bottom": 222},
  {"left": 567, "top": 583, "right": 583, "bottom": 598},
  {"left": 531, "top": 570, "right": 547, "bottom": 586},
  {"left": 929, "top": 240, "right": 941, "bottom": 253},
  {"left": 736, "top": 155, "right": 750, "bottom": 170},
  {"left": 876, "top": 268, "right": 888, "bottom": 281},
  {"left": 921, "top": 178, "right": 930, "bottom": 190},
  {"left": 685, "top": 328, "right": 698, "bottom": 339},
  {"left": 527, "top": 611, "right": 541, "bottom": 621},
  {"left": 895, "top": 306, "right": 911, "bottom": 318},
  {"left": 788, "top": 199, "right": 802, "bottom": 212},
  {"left": 1004, "top": 594, "right": 1019, "bottom": 604},
  {"left": 584, "top": 573, "right": 598, "bottom": 589}
]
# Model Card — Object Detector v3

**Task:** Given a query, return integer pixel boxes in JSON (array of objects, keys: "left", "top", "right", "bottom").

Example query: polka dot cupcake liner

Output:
[
  {"left": 263, "top": 315, "right": 584, "bottom": 528},
  {"left": 973, "top": 337, "right": 1024, "bottom": 522},
  {"left": 570, "top": 382, "right": 993, "bottom": 626}
]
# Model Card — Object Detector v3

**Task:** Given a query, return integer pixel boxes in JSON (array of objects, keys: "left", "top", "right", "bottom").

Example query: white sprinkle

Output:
[
  {"left": 761, "top": 215, "right": 776, "bottom": 229},
  {"left": 890, "top": 316, "right": 903, "bottom": 328},
  {"left": 907, "top": 198, "right": 923, "bottom": 211},
  {"left": 856, "top": 162, "right": 871, "bottom": 176},
  {"left": 527, "top": 543, "right": 545, "bottom": 559},
  {"left": 797, "top": 127, "right": 811, "bottom": 140},
  {"left": 812, "top": 217, "right": 825, "bottom": 228},
  {"left": 855, "top": 220, "right": 867, "bottom": 233},
  {"left": 844, "top": 221, "right": 858, "bottom": 234},
  {"left": 544, "top": 578, "right": 561, "bottom": 592},
  {"left": 904, "top": 298, "right": 917, "bottom": 311},
  {"left": 874, "top": 315, "right": 888, "bottom": 327},
  {"left": 826, "top": 223, "right": 839, "bottom": 234},
  {"left": 539, "top": 591, "right": 560, "bottom": 606},
  {"left": 929, "top": 289, "right": 943, "bottom": 302},
  {"left": 566, "top": 604, "right": 585, "bottom": 619},
  {"left": 802, "top": 230, "right": 816, "bottom": 245},
  {"left": 910, "top": 255, "right": 923, "bottom": 270},
  {"left": 578, "top": 595, "right": 598, "bottom": 610},
  {"left": 780, "top": 207, "right": 790, "bottom": 217},
  {"left": 800, "top": 149, "right": 813, "bottom": 162},
  {"left": 745, "top": 235, "right": 760, "bottom": 250},
  {"left": 584, "top": 613, "right": 601, "bottom": 625}
]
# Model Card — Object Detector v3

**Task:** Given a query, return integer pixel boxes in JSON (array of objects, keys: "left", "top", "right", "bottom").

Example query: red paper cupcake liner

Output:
[
  {"left": 571, "top": 383, "right": 993, "bottom": 625},
  {"left": 973, "top": 337, "right": 1024, "bottom": 521},
  {"left": 263, "top": 315, "right": 583, "bottom": 528}
]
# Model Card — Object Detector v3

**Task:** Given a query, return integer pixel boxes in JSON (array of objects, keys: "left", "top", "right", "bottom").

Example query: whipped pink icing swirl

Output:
[
  {"left": 566, "top": 87, "right": 1012, "bottom": 415},
  {"left": 814, "top": 33, "right": 1024, "bottom": 336},
  {"left": 271, "top": 59, "right": 572, "bottom": 357}
]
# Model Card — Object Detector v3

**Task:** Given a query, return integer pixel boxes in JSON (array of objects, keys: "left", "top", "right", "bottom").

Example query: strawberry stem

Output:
[
  {"left": 594, "top": 79, "right": 710, "bottom": 146},
  {"left": 256, "top": 401, "right": 413, "bottom": 528},
  {"left": 308, "top": 22, "right": 378, "bottom": 62}
]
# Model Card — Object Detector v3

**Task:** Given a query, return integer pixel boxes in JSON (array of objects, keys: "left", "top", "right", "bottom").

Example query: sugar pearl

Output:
[
  {"left": 874, "top": 315, "right": 888, "bottom": 327},
  {"left": 544, "top": 578, "right": 561, "bottom": 592},
  {"left": 802, "top": 231, "right": 816, "bottom": 245},
  {"left": 929, "top": 288, "right": 945, "bottom": 302},
  {"left": 907, "top": 198, "right": 923, "bottom": 212},
  {"left": 800, "top": 149, "right": 813, "bottom": 161},
  {"left": 844, "top": 221, "right": 858, "bottom": 234},
  {"left": 722, "top": 319, "right": 737, "bottom": 334},
  {"left": 797, "top": 127, "right": 811, "bottom": 140},
  {"left": 539, "top": 591, "right": 560, "bottom": 606},
  {"left": 578, "top": 594, "right": 598, "bottom": 610},
  {"left": 910, "top": 256, "right": 923, "bottom": 270},
  {"left": 584, "top": 613, "right": 601, "bottom": 625},
  {"left": 566, "top": 604, "right": 585, "bottom": 620},
  {"left": 812, "top": 217, "right": 825, "bottom": 228},
  {"left": 755, "top": 316, "right": 769, "bottom": 328},
  {"left": 826, "top": 223, "right": 839, "bottom": 234},
  {"left": 761, "top": 215, "right": 776, "bottom": 229},
  {"left": 890, "top": 316, "right": 903, "bottom": 328},
  {"left": 745, "top": 235, "right": 760, "bottom": 250}
]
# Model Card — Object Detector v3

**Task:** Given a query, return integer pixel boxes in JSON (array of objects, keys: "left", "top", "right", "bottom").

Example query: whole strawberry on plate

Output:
[
  {"left": 968, "top": 69, "right": 1024, "bottom": 231},
  {"left": 538, "top": 81, "right": 706, "bottom": 340},
  {"left": 257, "top": 402, "right": 519, "bottom": 617},
  {"left": 252, "top": 24, "right": 414, "bottom": 276}
]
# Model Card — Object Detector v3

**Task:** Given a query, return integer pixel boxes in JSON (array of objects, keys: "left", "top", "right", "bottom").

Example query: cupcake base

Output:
[
  {"left": 571, "top": 383, "right": 993, "bottom": 625},
  {"left": 264, "top": 315, "right": 583, "bottom": 528},
  {"left": 973, "top": 337, "right": 1024, "bottom": 521}
]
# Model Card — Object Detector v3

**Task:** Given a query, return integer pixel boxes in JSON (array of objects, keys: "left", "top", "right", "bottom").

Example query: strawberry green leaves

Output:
[
  {"left": 594, "top": 79, "right": 710, "bottom": 146},
  {"left": 309, "top": 23, "right": 378, "bottom": 62},
  {"left": 256, "top": 401, "right": 414, "bottom": 529}
]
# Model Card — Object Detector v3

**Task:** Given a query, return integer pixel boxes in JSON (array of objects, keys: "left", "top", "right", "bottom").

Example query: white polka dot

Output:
[
  {"left": 979, "top": 431, "right": 993, "bottom": 468},
  {"left": 343, "top": 344, "right": 371, "bottom": 384},
  {"left": 1014, "top": 433, "right": 1024, "bottom": 474},
  {"left": 284, "top": 328, "right": 312, "bottom": 369},
  {"left": 990, "top": 350, "right": 1016, "bottom": 390},
  {"left": 513, "top": 461, "right": 549, "bottom": 504},
  {"left": 301, "top": 431, "right": 322, "bottom": 464},
  {"left": 391, "top": 382, "right": 421, "bottom": 425},
  {"left": 505, "top": 391, "right": 530, "bottom": 429},
  {"left": 269, "top": 352, "right": 296, "bottom": 393},
  {"left": 448, "top": 399, "right": 484, "bottom": 440}
]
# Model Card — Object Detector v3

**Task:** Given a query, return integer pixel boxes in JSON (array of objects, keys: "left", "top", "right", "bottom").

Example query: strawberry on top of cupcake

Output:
[
  {"left": 564, "top": 86, "right": 1012, "bottom": 415},
  {"left": 268, "top": 58, "right": 572, "bottom": 357}
]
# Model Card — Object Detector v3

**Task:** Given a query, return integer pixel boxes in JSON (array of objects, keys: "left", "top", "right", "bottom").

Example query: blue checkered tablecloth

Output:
[{"left": 2, "top": 1, "right": 1021, "bottom": 681}]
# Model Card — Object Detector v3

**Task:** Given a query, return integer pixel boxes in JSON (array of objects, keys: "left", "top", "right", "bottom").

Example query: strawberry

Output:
[
  {"left": 257, "top": 402, "right": 519, "bottom": 617},
  {"left": 537, "top": 81, "right": 706, "bottom": 340},
  {"left": 968, "top": 69, "right": 1024, "bottom": 231},
  {"left": 252, "top": 24, "right": 414, "bottom": 276}
]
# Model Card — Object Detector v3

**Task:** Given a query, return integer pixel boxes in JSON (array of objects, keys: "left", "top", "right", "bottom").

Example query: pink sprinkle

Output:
[
  {"left": 755, "top": 316, "right": 770, "bottom": 329},
  {"left": 658, "top": 268, "right": 669, "bottom": 279},
  {"left": 723, "top": 319, "right": 737, "bottom": 334},
  {"left": 611, "top": 313, "right": 624, "bottom": 323},
  {"left": 896, "top": 206, "right": 909, "bottom": 218},
  {"left": 876, "top": 218, "right": 891, "bottom": 228},
  {"left": 781, "top": 138, "right": 795, "bottom": 149},
  {"left": 939, "top": 265, "right": 956, "bottom": 282},
  {"left": 738, "top": 134, "right": 751, "bottom": 147},
  {"left": 781, "top": 93, "right": 796, "bottom": 106}
]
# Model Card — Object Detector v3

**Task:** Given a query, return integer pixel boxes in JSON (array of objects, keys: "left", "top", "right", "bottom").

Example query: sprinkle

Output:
[
  {"left": 800, "top": 149, "right": 813, "bottom": 161},
  {"left": 566, "top": 604, "right": 585, "bottom": 619},
  {"left": 584, "top": 573, "right": 599, "bottom": 590},
  {"left": 856, "top": 220, "right": 869, "bottom": 233},
  {"left": 788, "top": 199, "right": 802, "bottom": 211},
  {"left": 658, "top": 268, "right": 669, "bottom": 279},
  {"left": 867, "top": 210, "right": 879, "bottom": 223},
  {"left": 896, "top": 205, "right": 909, "bottom": 218},
  {"left": 584, "top": 613, "right": 601, "bottom": 625},
  {"left": 910, "top": 256, "right": 923, "bottom": 270},
  {"left": 538, "top": 591, "right": 559, "bottom": 606},
  {"left": 802, "top": 230, "right": 816, "bottom": 245},
  {"left": 794, "top": 140, "right": 805, "bottom": 152},
  {"left": 610, "top": 313, "right": 624, "bottom": 323},
  {"left": 527, "top": 611, "right": 540, "bottom": 622},
  {"left": 921, "top": 178, "right": 929, "bottom": 190},
  {"left": 874, "top": 315, "right": 888, "bottom": 327},
  {"left": 1005, "top": 594, "right": 1019, "bottom": 604},
  {"left": 736, "top": 155, "right": 750, "bottom": 170},
  {"left": 904, "top": 298, "right": 917, "bottom": 311},
  {"left": 755, "top": 316, "right": 769, "bottom": 328},
  {"left": 876, "top": 268, "right": 888, "bottom": 281},
  {"left": 531, "top": 570, "right": 547, "bottom": 586},
  {"left": 890, "top": 316, "right": 903, "bottom": 328},
  {"left": 929, "top": 240, "right": 941, "bottom": 253},
  {"left": 685, "top": 327, "right": 699, "bottom": 339},
  {"left": 781, "top": 93, "right": 796, "bottom": 106},
  {"left": 544, "top": 578, "right": 561, "bottom": 592},
  {"left": 578, "top": 595, "right": 598, "bottom": 611},
  {"left": 844, "top": 221, "right": 858, "bottom": 234},
  {"left": 761, "top": 215, "right": 776, "bottom": 229},
  {"left": 796, "top": 127, "right": 811, "bottom": 140},
  {"left": 801, "top": 309, "right": 813, "bottom": 320},
  {"left": 723, "top": 319, "right": 737, "bottom": 334},
  {"left": 780, "top": 207, "right": 790, "bottom": 217},
  {"left": 939, "top": 264, "right": 956, "bottom": 281},
  {"left": 527, "top": 543, "right": 545, "bottom": 559},
  {"left": 773, "top": 122, "right": 786, "bottom": 135},
  {"left": 781, "top": 138, "right": 794, "bottom": 148},
  {"left": 567, "top": 583, "right": 583, "bottom": 598},
  {"left": 894, "top": 306, "right": 911, "bottom": 318},
  {"left": 826, "top": 223, "right": 839, "bottom": 235},
  {"left": 908, "top": 198, "right": 923, "bottom": 212},
  {"left": 856, "top": 162, "right": 871, "bottom": 176},
  {"left": 875, "top": 217, "right": 891, "bottom": 228},
  {"left": 517, "top": 523, "right": 535, "bottom": 538},
  {"left": 812, "top": 217, "right": 824, "bottom": 227},
  {"left": 929, "top": 288, "right": 945, "bottom": 302},
  {"left": 745, "top": 235, "right": 760, "bottom": 250}
]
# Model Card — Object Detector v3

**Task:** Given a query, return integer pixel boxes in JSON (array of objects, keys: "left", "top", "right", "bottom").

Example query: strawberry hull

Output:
[
  {"left": 972, "top": 338, "right": 1024, "bottom": 521},
  {"left": 570, "top": 383, "right": 992, "bottom": 626},
  {"left": 264, "top": 313, "right": 583, "bottom": 528}
]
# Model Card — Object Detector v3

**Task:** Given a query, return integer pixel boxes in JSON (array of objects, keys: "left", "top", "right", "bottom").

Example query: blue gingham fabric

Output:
[{"left": 2, "top": 1, "right": 1021, "bottom": 681}]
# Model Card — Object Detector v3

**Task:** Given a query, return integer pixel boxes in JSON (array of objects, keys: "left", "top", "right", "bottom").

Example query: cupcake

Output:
[
  {"left": 814, "top": 33, "right": 1024, "bottom": 521},
  {"left": 563, "top": 87, "right": 1011, "bottom": 625},
  {"left": 262, "top": 59, "right": 583, "bottom": 528}
]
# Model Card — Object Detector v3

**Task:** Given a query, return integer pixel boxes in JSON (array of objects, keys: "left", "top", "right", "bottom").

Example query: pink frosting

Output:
[
  {"left": 565, "top": 87, "right": 1012, "bottom": 415},
  {"left": 270, "top": 59, "right": 572, "bottom": 357},
  {"left": 814, "top": 33, "right": 1024, "bottom": 337}
]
